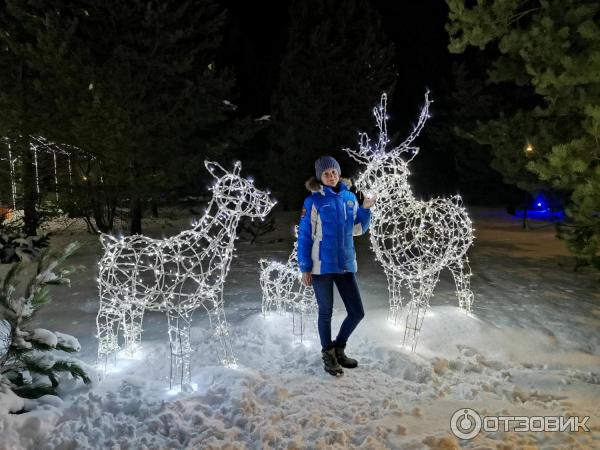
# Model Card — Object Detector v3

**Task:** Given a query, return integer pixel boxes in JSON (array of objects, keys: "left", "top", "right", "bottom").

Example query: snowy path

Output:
[{"left": 1, "top": 208, "right": 598, "bottom": 449}]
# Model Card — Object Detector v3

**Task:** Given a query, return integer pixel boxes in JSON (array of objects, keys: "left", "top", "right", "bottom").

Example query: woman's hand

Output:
[
  {"left": 363, "top": 194, "right": 377, "bottom": 209},
  {"left": 302, "top": 272, "right": 312, "bottom": 286}
]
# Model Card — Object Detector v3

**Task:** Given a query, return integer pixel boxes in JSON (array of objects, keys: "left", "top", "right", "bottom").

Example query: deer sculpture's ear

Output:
[
  {"left": 404, "top": 147, "right": 420, "bottom": 163},
  {"left": 205, "top": 160, "right": 228, "bottom": 179},
  {"left": 232, "top": 160, "right": 242, "bottom": 176}
]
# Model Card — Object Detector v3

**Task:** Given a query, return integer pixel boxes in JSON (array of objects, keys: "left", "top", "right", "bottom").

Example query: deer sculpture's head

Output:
[
  {"left": 343, "top": 92, "right": 432, "bottom": 199},
  {"left": 205, "top": 160, "right": 276, "bottom": 219}
]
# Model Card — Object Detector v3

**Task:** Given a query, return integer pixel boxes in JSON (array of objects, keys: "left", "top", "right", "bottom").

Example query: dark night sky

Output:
[
  {"left": 215, "top": 0, "right": 476, "bottom": 200},
  {"left": 218, "top": 0, "right": 454, "bottom": 123}
]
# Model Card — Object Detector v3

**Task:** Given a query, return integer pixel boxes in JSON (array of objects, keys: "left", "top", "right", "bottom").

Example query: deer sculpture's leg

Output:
[
  {"left": 260, "top": 282, "right": 273, "bottom": 318},
  {"left": 273, "top": 268, "right": 291, "bottom": 316},
  {"left": 259, "top": 261, "right": 274, "bottom": 317},
  {"left": 385, "top": 270, "right": 403, "bottom": 325},
  {"left": 293, "top": 274, "right": 316, "bottom": 342},
  {"left": 403, "top": 275, "right": 437, "bottom": 351},
  {"left": 122, "top": 302, "right": 145, "bottom": 357},
  {"left": 166, "top": 309, "right": 193, "bottom": 391},
  {"left": 276, "top": 277, "right": 288, "bottom": 315},
  {"left": 448, "top": 258, "right": 474, "bottom": 313},
  {"left": 301, "top": 284, "right": 319, "bottom": 336},
  {"left": 291, "top": 292, "right": 306, "bottom": 342},
  {"left": 96, "top": 286, "right": 123, "bottom": 370},
  {"left": 207, "top": 297, "right": 236, "bottom": 367},
  {"left": 270, "top": 277, "right": 283, "bottom": 315}
]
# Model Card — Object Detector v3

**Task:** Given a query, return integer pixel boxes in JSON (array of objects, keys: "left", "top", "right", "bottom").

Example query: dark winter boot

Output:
[
  {"left": 321, "top": 348, "right": 344, "bottom": 376},
  {"left": 333, "top": 342, "right": 358, "bottom": 368}
]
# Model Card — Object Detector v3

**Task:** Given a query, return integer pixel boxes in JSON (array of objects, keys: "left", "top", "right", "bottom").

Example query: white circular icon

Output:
[{"left": 450, "top": 408, "right": 482, "bottom": 440}]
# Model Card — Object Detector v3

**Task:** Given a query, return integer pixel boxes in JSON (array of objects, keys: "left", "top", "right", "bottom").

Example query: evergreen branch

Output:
[
  {"left": 55, "top": 343, "right": 77, "bottom": 353},
  {"left": 27, "top": 287, "right": 52, "bottom": 316},
  {"left": 2, "top": 263, "right": 22, "bottom": 294},
  {"left": 506, "top": 7, "right": 542, "bottom": 26},
  {"left": 51, "top": 361, "right": 91, "bottom": 384},
  {"left": 27, "top": 340, "right": 54, "bottom": 352},
  {"left": 12, "top": 384, "right": 56, "bottom": 399},
  {"left": 22, "top": 356, "right": 54, "bottom": 377}
]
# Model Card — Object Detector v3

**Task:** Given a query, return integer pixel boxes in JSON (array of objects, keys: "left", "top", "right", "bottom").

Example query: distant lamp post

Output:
[{"left": 523, "top": 142, "right": 534, "bottom": 228}]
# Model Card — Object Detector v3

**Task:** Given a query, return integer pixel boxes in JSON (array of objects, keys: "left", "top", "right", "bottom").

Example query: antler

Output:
[
  {"left": 343, "top": 91, "right": 432, "bottom": 164},
  {"left": 343, "top": 93, "right": 392, "bottom": 164},
  {"left": 389, "top": 91, "right": 432, "bottom": 162}
]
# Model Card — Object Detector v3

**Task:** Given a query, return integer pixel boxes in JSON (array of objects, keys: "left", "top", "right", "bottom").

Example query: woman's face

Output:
[{"left": 320, "top": 168, "right": 340, "bottom": 187}]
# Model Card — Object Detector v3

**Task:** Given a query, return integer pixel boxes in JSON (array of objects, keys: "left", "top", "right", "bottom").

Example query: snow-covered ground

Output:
[{"left": 1, "top": 207, "right": 599, "bottom": 449}]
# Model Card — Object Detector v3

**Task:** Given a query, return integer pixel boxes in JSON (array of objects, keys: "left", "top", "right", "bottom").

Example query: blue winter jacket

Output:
[{"left": 297, "top": 177, "right": 371, "bottom": 274}]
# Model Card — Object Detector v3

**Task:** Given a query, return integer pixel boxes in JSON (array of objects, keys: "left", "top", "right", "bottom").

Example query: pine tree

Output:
[
  {"left": 422, "top": 63, "right": 520, "bottom": 205},
  {"left": 446, "top": 0, "right": 600, "bottom": 265},
  {"left": 2, "top": 1, "right": 252, "bottom": 235},
  {"left": 0, "top": 242, "right": 90, "bottom": 404},
  {"left": 0, "top": 1, "right": 79, "bottom": 235},
  {"left": 58, "top": 0, "right": 242, "bottom": 234},
  {"left": 268, "top": 0, "right": 397, "bottom": 209}
]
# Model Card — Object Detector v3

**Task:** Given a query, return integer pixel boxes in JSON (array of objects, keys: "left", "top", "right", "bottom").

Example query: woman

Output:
[{"left": 297, "top": 156, "right": 376, "bottom": 376}]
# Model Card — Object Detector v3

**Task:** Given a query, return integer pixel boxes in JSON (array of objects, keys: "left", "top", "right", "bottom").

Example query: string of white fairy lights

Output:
[
  {"left": 96, "top": 160, "right": 275, "bottom": 390},
  {"left": 4, "top": 141, "right": 17, "bottom": 211},
  {"left": 1, "top": 136, "right": 94, "bottom": 210},
  {"left": 343, "top": 92, "right": 475, "bottom": 351},
  {"left": 259, "top": 226, "right": 317, "bottom": 339}
]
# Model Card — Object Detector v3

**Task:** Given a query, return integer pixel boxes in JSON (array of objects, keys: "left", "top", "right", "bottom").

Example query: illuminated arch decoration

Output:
[
  {"left": 343, "top": 93, "right": 474, "bottom": 350},
  {"left": 259, "top": 226, "right": 317, "bottom": 339},
  {"left": 1, "top": 136, "right": 93, "bottom": 216},
  {"left": 96, "top": 160, "right": 276, "bottom": 390}
]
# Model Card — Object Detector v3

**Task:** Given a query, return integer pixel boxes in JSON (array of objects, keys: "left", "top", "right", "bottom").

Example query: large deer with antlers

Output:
[
  {"left": 343, "top": 93, "right": 474, "bottom": 350},
  {"left": 96, "top": 161, "right": 275, "bottom": 389}
]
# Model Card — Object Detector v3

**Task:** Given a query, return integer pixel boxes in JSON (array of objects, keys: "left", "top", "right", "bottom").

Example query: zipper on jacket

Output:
[{"left": 336, "top": 195, "right": 345, "bottom": 270}]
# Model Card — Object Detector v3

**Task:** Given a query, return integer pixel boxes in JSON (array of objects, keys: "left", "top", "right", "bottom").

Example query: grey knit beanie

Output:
[{"left": 314, "top": 156, "right": 341, "bottom": 180}]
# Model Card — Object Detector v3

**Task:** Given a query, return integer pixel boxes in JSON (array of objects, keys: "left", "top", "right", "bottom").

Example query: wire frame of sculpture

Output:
[
  {"left": 343, "top": 93, "right": 474, "bottom": 351},
  {"left": 96, "top": 160, "right": 275, "bottom": 390},
  {"left": 259, "top": 226, "right": 317, "bottom": 340}
]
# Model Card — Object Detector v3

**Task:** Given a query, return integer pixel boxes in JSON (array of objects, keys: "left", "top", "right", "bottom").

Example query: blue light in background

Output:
[
  {"left": 533, "top": 194, "right": 547, "bottom": 211},
  {"left": 513, "top": 192, "right": 565, "bottom": 221}
]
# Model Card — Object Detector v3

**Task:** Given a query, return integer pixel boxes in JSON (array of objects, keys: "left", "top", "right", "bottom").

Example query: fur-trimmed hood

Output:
[{"left": 304, "top": 176, "right": 352, "bottom": 193}]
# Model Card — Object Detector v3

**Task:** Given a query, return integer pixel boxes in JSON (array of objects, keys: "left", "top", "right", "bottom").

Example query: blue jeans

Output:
[{"left": 311, "top": 272, "right": 365, "bottom": 350}]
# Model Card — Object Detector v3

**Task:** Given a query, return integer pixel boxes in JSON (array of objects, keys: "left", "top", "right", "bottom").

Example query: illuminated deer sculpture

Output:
[
  {"left": 259, "top": 226, "right": 316, "bottom": 338},
  {"left": 343, "top": 93, "right": 474, "bottom": 350},
  {"left": 97, "top": 161, "right": 275, "bottom": 389}
]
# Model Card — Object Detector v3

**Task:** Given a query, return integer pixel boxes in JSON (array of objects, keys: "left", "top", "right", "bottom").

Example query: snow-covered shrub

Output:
[
  {"left": 0, "top": 217, "right": 50, "bottom": 263},
  {"left": 238, "top": 214, "right": 277, "bottom": 244},
  {"left": 0, "top": 242, "right": 90, "bottom": 409}
]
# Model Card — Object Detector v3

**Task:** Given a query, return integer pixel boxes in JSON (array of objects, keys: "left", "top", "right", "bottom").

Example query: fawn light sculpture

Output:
[
  {"left": 96, "top": 160, "right": 275, "bottom": 389},
  {"left": 343, "top": 93, "right": 474, "bottom": 350},
  {"left": 259, "top": 226, "right": 316, "bottom": 339}
]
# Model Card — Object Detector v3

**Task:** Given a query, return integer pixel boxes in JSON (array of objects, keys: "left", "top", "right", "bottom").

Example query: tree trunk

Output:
[
  {"left": 522, "top": 191, "right": 528, "bottom": 229},
  {"left": 18, "top": 62, "right": 38, "bottom": 236},
  {"left": 128, "top": 157, "right": 142, "bottom": 235},
  {"left": 150, "top": 198, "right": 158, "bottom": 218},
  {"left": 129, "top": 195, "right": 142, "bottom": 235},
  {"left": 21, "top": 137, "right": 38, "bottom": 236}
]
